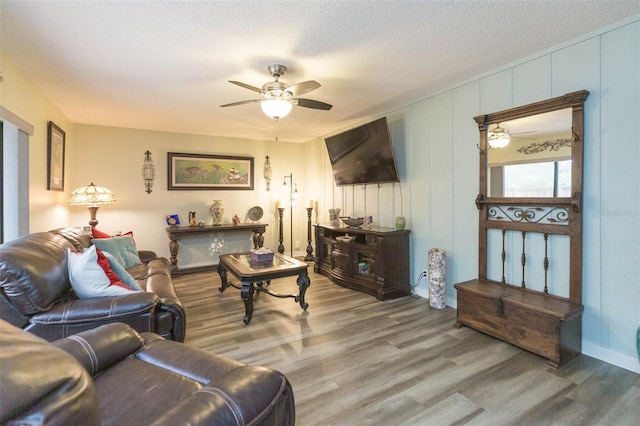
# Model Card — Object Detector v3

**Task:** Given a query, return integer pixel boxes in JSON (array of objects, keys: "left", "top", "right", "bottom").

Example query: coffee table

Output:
[{"left": 217, "top": 252, "right": 310, "bottom": 324}]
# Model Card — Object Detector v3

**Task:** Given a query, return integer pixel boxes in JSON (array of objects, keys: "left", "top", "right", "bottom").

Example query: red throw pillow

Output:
[
  {"left": 91, "top": 228, "right": 112, "bottom": 239},
  {"left": 95, "top": 247, "right": 134, "bottom": 290}
]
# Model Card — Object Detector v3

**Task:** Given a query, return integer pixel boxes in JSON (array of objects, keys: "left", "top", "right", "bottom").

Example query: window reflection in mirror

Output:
[{"left": 487, "top": 108, "right": 572, "bottom": 198}]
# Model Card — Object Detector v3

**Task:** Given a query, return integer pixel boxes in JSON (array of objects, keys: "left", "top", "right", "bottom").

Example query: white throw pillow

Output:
[{"left": 67, "top": 246, "right": 135, "bottom": 298}]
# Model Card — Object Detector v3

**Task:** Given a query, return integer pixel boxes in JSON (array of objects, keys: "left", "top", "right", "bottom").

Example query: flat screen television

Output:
[{"left": 324, "top": 117, "right": 400, "bottom": 186}]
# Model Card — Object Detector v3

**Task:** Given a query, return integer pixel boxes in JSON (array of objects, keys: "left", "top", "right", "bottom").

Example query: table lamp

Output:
[{"left": 68, "top": 182, "right": 116, "bottom": 227}]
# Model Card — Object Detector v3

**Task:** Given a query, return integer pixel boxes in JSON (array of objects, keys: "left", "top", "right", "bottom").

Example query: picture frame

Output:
[
  {"left": 167, "top": 152, "right": 254, "bottom": 190},
  {"left": 165, "top": 214, "right": 180, "bottom": 226},
  {"left": 47, "top": 121, "right": 66, "bottom": 191}
]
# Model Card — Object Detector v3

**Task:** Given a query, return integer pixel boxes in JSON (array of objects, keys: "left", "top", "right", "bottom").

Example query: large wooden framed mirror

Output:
[
  {"left": 455, "top": 90, "right": 590, "bottom": 369},
  {"left": 475, "top": 90, "right": 589, "bottom": 303}
]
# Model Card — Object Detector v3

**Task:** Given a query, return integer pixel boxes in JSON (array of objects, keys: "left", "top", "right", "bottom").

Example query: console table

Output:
[{"left": 165, "top": 223, "right": 267, "bottom": 276}]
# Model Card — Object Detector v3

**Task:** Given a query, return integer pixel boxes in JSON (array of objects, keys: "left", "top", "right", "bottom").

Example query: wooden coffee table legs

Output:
[
  {"left": 296, "top": 273, "right": 310, "bottom": 310},
  {"left": 217, "top": 264, "right": 310, "bottom": 324},
  {"left": 240, "top": 281, "right": 255, "bottom": 324}
]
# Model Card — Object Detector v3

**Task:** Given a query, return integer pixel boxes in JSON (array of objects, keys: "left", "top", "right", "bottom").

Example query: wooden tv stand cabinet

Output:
[{"left": 314, "top": 225, "right": 410, "bottom": 301}]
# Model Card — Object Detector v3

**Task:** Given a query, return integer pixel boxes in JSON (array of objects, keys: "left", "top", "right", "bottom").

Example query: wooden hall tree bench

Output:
[{"left": 454, "top": 90, "right": 589, "bottom": 369}]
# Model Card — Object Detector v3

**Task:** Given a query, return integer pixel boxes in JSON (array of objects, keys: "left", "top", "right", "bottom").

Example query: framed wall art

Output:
[
  {"left": 167, "top": 152, "right": 254, "bottom": 190},
  {"left": 47, "top": 121, "right": 66, "bottom": 191}
]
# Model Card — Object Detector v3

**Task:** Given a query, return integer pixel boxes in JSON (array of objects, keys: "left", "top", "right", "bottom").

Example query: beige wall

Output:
[
  {"left": 71, "top": 124, "right": 309, "bottom": 264},
  {"left": 1, "top": 53, "right": 75, "bottom": 231}
]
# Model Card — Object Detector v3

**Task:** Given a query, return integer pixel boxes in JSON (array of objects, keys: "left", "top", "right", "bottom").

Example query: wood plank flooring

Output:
[{"left": 173, "top": 269, "right": 640, "bottom": 426}]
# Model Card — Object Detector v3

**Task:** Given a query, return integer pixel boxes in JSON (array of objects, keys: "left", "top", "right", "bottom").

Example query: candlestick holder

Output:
[
  {"left": 277, "top": 207, "right": 285, "bottom": 254},
  {"left": 304, "top": 207, "right": 314, "bottom": 261}
]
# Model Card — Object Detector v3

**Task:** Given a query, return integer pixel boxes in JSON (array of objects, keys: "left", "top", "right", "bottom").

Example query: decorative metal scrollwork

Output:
[
  {"left": 488, "top": 205, "right": 569, "bottom": 224},
  {"left": 141, "top": 150, "right": 155, "bottom": 194},
  {"left": 517, "top": 138, "right": 572, "bottom": 155}
]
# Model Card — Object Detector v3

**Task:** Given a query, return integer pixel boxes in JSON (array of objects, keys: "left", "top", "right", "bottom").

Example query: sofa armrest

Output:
[
  {"left": 138, "top": 250, "right": 158, "bottom": 264},
  {"left": 143, "top": 262, "right": 186, "bottom": 342},
  {"left": 149, "top": 367, "right": 295, "bottom": 426},
  {"left": 30, "top": 292, "right": 159, "bottom": 324},
  {"left": 0, "top": 320, "right": 101, "bottom": 425},
  {"left": 53, "top": 323, "right": 144, "bottom": 376}
]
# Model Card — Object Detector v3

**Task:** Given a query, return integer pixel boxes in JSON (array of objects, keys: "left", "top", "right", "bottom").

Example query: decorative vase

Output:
[
  {"left": 329, "top": 208, "right": 341, "bottom": 226},
  {"left": 428, "top": 248, "right": 447, "bottom": 309},
  {"left": 395, "top": 216, "right": 406, "bottom": 230},
  {"left": 210, "top": 200, "right": 224, "bottom": 226}
]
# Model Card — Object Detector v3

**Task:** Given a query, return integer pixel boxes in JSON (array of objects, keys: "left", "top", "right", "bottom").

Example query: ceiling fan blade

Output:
[
  {"left": 229, "top": 81, "right": 263, "bottom": 93},
  {"left": 220, "top": 99, "right": 260, "bottom": 107},
  {"left": 285, "top": 80, "right": 321, "bottom": 97},
  {"left": 295, "top": 98, "right": 333, "bottom": 110}
]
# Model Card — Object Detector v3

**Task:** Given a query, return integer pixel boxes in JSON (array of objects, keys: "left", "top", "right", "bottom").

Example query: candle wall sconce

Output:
[
  {"left": 263, "top": 155, "right": 272, "bottom": 191},
  {"left": 142, "top": 150, "right": 155, "bottom": 194}
]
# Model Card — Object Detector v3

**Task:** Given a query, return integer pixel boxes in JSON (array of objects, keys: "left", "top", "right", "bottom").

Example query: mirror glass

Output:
[{"left": 487, "top": 108, "right": 572, "bottom": 198}]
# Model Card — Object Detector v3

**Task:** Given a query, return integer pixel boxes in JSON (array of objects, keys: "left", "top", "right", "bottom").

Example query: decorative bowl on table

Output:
[
  {"left": 250, "top": 248, "right": 274, "bottom": 264},
  {"left": 340, "top": 216, "right": 365, "bottom": 228}
]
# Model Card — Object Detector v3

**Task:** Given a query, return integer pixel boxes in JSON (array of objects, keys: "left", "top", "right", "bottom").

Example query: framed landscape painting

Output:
[
  {"left": 168, "top": 152, "right": 254, "bottom": 190},
  {"left": 47, "top": 121, "right": 66, "bottom": 191}
]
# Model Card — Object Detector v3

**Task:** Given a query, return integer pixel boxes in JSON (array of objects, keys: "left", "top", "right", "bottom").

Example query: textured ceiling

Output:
[{"left": 1, "top": 1, "right": 638, "bottom": 143}]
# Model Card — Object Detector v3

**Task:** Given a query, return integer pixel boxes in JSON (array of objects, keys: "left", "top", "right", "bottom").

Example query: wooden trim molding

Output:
[{"left": 0, "top": 106, "right": 34, "bottom": 136}]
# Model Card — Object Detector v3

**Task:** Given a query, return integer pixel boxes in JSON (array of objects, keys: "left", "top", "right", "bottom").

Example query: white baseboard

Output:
[{"left": 582, "top": 341, "right": 640, "bottom": 374}]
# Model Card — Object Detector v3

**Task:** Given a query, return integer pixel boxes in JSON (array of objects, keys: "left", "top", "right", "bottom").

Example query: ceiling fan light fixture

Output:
[
  {"left": 488, "top": 125, "right": 511, "bottom": 148},
  {"left": 261, "top": 98, "right": 293, "bottom": 120}
]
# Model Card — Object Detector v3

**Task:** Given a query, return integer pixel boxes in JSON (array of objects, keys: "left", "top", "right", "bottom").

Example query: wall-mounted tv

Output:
[{"left": 324, "top": 117, "right": 400, "bottom": 186}]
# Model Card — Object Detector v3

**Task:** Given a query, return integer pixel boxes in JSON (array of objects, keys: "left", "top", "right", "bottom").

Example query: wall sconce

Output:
[
  {"left": 263, "top": 155, "right": 272, "bottom": 191},
  {"left": 142, "top": 150, "right": 155, "bottom": 194},
  {"left": 69, "top": 182, "right": 116, "bottom": 227}
]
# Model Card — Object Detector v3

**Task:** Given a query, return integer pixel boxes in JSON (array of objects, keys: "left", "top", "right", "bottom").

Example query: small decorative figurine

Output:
[
  {"left": 188, "top": 211, "right": 198, "bottom": 227},
  {"left": 232, "top": 214, "right": 241, "bottom": 226}
]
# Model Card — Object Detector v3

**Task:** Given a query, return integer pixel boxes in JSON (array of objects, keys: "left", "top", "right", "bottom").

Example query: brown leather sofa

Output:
[
  {"left": 0, "top": 227, "right": 185, "bottom": 342},
  {"left": 0, "top": 320, "right": 295, "bottom": 425}
]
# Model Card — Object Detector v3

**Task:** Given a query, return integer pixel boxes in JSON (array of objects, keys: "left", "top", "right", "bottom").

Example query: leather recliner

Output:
[
  {"left": 0, "top": 320, "right": 295, "bottom": 425},
  {"left": 0, "top": 227, "right": 185, "bottom": 342}
]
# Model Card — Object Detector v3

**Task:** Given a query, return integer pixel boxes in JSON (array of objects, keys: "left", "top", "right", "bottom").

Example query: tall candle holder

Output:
[
  {"left": 304, "top": 207, "right": 314, "bottom": 261},
  {"left": 277, "top": 207, "right": 285, "bottom": 254}
]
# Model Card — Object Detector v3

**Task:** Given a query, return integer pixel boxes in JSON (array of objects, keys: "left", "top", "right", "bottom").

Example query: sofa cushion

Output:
[
  {"left": 67, "top": 246, "right": 137, "bottom": 298},
  {"left": 103, "top": 250, "right": 142, "bottom": 290},
  {"left": 92, "top": 235, "right": 141, "bottom": 268},
  {"left": 0, "top": 232, "right": 73, "bottom": 314}
]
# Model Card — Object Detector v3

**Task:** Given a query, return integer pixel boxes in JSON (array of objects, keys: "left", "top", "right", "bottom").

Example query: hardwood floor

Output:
[{"left": 173, "top": 269, "right": 640, "bottom": 425}]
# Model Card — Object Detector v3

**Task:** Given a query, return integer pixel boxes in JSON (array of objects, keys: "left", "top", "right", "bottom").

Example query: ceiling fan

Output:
[{"left": 220, "top": 64, "right": 332, "bottom": 120}]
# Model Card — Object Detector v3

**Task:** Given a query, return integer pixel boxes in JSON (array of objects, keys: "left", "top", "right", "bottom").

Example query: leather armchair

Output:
[{"left": 0, "top": 320, "right": 295, "bottom": 425}]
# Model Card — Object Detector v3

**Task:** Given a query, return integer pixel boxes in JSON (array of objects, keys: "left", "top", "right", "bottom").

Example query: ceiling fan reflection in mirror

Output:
[
  {"left": 488, "top": 123, "right": 536, "bottom": 148},
  {"left": 220, "top": 64, "right": 333, "bottom": 120}
]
